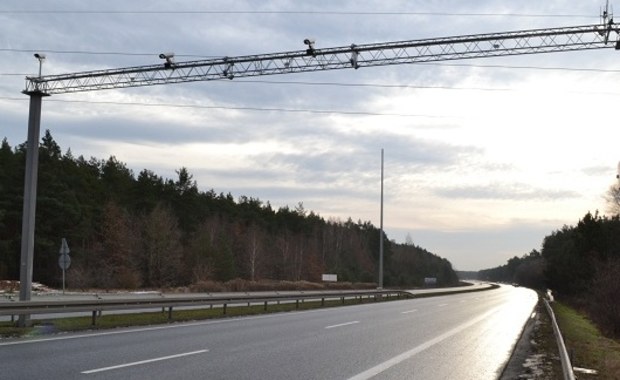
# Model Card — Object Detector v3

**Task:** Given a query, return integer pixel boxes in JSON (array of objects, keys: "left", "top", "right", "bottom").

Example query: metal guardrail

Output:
[
  {"left": 543, "top": 298, "right": 576, "bottom": 380},
  {"left": 0, "top": 290, "right": 409, "bottom": 326}
]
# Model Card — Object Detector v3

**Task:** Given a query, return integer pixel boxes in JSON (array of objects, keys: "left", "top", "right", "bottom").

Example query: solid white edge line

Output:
[
  {"left": 325, "top": 321, "right": 359, "bottom": 329},
  {"left": 81, "top": 349, "right": 208, "bottom": 374},
  {"left": 401, "top": 309, "right": 417, "bottom": 314},
  {"left": 347, "top": 307, "right": 500, "bottom": 380}
]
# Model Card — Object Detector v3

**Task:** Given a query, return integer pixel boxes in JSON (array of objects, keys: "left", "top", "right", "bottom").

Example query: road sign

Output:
[
  {"left": 58, "top": 238, "right": 71, "bottom": 294},
  {"left": 59, "top": 238, "right": 70, "bottom": 255},
  {"left": 58, "top": 254, "right": 71, "bottom": 270}
]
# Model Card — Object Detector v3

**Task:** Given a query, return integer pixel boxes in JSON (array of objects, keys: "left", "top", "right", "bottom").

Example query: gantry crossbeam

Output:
[{"left": 25, "top": 23, "right": 620, "bottom": 95}]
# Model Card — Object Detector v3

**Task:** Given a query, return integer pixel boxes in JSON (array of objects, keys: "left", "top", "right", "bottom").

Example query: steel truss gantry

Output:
[
  {"left": 25, "top": 22, "right": 620, "bottom": 95},
  {"left": 17, "top": 13, "right": 620, "bottom": 326}
]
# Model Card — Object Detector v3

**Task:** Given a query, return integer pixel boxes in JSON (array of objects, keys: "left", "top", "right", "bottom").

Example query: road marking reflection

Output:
[
  {"left": 325, "top": 321, "right": 359, "bottom": 329},
  {"left": 81, "top": 349, "right": 208, "bottom": 374},
  {"left": 401, "top": 309, "right": 418, "bottom": 314},
  {"left": 347, "top": 307, "right": 500, "bottom": 380}
]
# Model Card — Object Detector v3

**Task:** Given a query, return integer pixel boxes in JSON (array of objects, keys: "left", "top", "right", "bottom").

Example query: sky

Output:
[{"left": 1, "top": 0, "right": 620, "bottom": 271}]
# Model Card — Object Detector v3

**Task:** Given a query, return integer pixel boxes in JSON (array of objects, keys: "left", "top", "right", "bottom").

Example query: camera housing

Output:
[
  {"left": 159, "top": 52, "right": 176, "bottom": 69},
  {"left": 304, "top": 39, "right": 316, "bottom": 57}
]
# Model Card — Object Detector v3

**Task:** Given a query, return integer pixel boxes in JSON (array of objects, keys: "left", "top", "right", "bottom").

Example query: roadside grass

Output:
[
  {"left": 0, "top": 295, "right": 404, "bottom": 338},
  {"left": 553, "top": 302, "right": 620, "bottom": 379}
]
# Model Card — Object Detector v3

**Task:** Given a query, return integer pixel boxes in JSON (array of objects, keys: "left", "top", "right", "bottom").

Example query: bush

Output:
[
  {"left": 115, "top": 268, "right": 142, "bottom": 289},
  {"left": 187, "top": 279, "right": 377, "bottom": 292},
  {"left": 67, "top": 266, "right": 93, "bottom": 290},
  {"left": 188, "top": 280, "right": 226, "bottom": 293},
  {"left": 589, "top": 258, "right": 620, "bottom": 338}
]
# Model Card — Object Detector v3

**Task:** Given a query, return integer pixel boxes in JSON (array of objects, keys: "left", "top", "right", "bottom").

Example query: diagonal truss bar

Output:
[{"left": 25, "top": 23, "right": 620, "bottom": 95}]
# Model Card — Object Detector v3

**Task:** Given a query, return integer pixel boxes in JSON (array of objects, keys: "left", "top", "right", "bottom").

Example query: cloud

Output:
[
  {"left": 2, "top": 0, "right": 617, "bottom": 271},
  {"left": 582, "top": 165, "right": 614, "bottom": 177},
  {"left": 435, "top": 182, "right": 580, "bottom": 201}
]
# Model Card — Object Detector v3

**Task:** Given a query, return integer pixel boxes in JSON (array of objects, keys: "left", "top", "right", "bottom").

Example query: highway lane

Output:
[
  {"left": 0, "top": 285, "right": 536, "bottom": 380},
  {"left": 0, "top": 283, "right": 492, "bottom": 322}
]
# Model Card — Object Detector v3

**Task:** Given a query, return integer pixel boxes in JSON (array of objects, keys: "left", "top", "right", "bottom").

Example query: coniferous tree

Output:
[{"left": 0, "top": 132, "right": 459, "bottom": 289}]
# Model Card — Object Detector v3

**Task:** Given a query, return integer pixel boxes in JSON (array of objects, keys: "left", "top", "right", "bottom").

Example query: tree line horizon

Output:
[
  {"left": 0, "top": 131, "right": 459, "bottom": 290},
  {"left": 477, "top": 204, "right": 620, "bottom": 337}
]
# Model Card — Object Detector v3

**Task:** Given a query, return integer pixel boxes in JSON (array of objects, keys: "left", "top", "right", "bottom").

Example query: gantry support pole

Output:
[{"left": 18, "top": 90, "right": 47, "bottom": 327}]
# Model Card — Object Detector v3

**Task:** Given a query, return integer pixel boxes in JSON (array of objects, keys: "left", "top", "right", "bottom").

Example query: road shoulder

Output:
[{"left": 500, "top": 297, "right": 562, "bottom": 379}]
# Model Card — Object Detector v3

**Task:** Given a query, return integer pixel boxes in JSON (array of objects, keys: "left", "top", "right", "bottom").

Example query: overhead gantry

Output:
[{"left": 17, "top": 7, "right": 620, "bottom": 325}]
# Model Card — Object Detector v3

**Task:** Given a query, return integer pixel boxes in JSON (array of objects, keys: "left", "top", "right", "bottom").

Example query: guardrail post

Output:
[
  {"left": 264, "top": 301, "right": 267, "bottom": 311},
  {"left": 341, "top": 297, "right": 345, "bottom": 304},
  {"left": 168, "top": 307, "right": 173, "bottom": 321},
  {"left": 321, "top": 298, "right": 325, "bottom": 306},
  {"left": 296, "top": 299, "right": 299, "bottom": 309},
  {"left": 91, "top": 310, "right": 97, "bottom": 326},
  {"left": 223, "top": 303, "right": 227, "bottom": 315}
]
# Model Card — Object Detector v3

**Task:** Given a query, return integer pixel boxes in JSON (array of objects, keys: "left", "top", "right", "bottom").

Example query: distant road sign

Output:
[
  {"left": 59, "top": 238, "right": 70, "bottom": 255},
  {"left": 58, "top": 254, "right": 71, "bottom": 270}
]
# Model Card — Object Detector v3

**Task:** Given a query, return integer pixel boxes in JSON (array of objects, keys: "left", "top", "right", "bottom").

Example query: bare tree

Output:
[
  {"left": 186, "top": 217, "right": 221, "bottom": 282},
  {"left": 246, "top": 223, "right": 262, "bottom": 281},
  {"left": 276, "top": 232, "right": 292, "bottom": 280},
  {"left": 140, "top": 203, "right": 183, "bottom": 287},
  {"left": 89, "top": 201, "right": 141, "bottom": 289},
  {"left": 405, "top": 233, "right": 414, "bottom": 246},
  {"left": 604, "top": 184, "right": 620, "bottom": 215}
]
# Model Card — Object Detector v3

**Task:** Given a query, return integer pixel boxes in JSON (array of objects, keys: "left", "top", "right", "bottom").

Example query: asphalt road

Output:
[
  {"left": 0, "top": 285, "right": 536, "bottom": 380},
  {"left": 0, "top": 283, "right": 493, "bottom": 322}
]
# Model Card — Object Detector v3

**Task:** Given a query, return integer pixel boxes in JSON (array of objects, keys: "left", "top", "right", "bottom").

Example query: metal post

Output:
[
  {"left": 18, "top": 90, "right": 46, "bottom": 327},
  {"left": 379, "top": 148, "right": 384, "bottom": 289}
]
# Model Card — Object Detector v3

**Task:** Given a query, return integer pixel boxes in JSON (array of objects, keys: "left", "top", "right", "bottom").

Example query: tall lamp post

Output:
[{"left": 379, "top": 148, "right": 384, "bottom": 289}]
